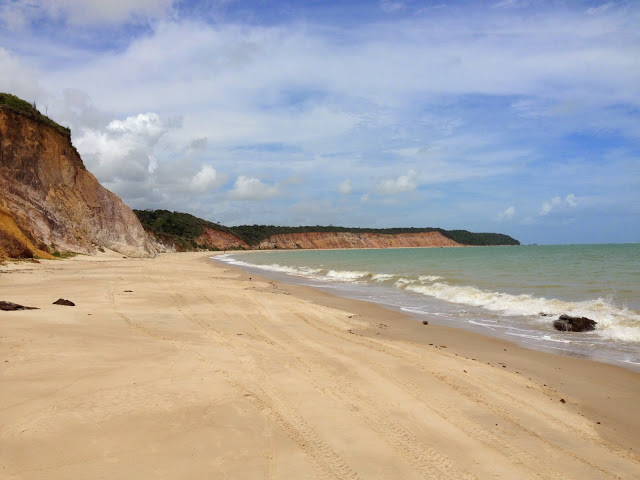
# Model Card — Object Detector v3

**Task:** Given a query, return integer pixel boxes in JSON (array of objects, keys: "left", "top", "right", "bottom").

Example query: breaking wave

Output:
[{"left": 400, "top": 282, "right": 640, "bottom": 342}]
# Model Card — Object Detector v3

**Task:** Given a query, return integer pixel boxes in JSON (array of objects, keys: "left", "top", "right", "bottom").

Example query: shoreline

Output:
[
  {"left": 213, "top": 248, "right": 640, "bottom": 373},
  {"left": 2, "top": 251, "right": 639, "bottom": 478},
  {"left": 209, "top": 254, "right": 640, "bottom": 448}
]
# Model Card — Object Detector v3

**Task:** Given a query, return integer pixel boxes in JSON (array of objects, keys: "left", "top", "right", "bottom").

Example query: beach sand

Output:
[{"left": 1, "top": 251, "right": 639, "bottom": 479}]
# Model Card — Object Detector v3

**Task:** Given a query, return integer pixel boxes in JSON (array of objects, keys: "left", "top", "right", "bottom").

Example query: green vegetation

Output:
[
  {"left": 0, "top": 92, "right": 71, "bottom": 137},
  {"left": 134, "top": 209, "right": 239, "bottom": 251},
  {"left": 436, "top": 229, "right": 520, "bottom": 246},
  {"left": 229, "top": 225, "right": 519, "bottom": 247},
  {"left": 135, "top": 209, "right": 520, "bottom": 248},
  {"left": 51, "top": 250, "right": 80, "bottom": 259}
]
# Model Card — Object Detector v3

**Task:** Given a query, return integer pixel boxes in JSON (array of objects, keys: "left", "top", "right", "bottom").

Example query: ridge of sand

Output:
[{"left": 1, "top": 252, "right": 639, "bottom": 479}]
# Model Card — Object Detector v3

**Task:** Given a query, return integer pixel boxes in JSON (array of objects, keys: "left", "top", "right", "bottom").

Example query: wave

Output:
[
  {"left": 215, "top": 255, "right": 322, "bottom": 278},
  {"left": 325, "top": 270, "right": 370, "bottom": 281},
  {"left": 372, "top": 273, "right": 396, "bottom": 282},
  {"left": 400, "top": 282, "right": 640, "bottom": 342},
  {"left": 418, "top": 275, "right": 442, "bottom": 282}
]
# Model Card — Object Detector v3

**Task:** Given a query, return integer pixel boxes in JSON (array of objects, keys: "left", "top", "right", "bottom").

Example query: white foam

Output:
[
  {"left": 214, "top": 256, "right": 322, "bottom": 279},
  {"left": 418, "top": 275, "right": 442, "bottom": 282},
  {"left": 401, "top": 282, "right": 640, "bottom": 342},
  {"left": 394, "top": 278, "right": 417, "bottom": 288},
  {"left": 325, "top": 270, "right": 370, "bottom": 282},
  {"left": 372, "top": 273, "right": 396, "bottom": 282}
]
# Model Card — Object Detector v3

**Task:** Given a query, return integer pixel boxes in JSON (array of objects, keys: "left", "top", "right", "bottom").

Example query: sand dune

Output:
[{"left": 1, "top": 252, "right": 639, "bottom": 479}]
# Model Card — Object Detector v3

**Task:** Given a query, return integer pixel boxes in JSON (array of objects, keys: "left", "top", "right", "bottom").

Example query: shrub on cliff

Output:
[{"left": 0, "top": 93, "right": 71, "bottom": 137}]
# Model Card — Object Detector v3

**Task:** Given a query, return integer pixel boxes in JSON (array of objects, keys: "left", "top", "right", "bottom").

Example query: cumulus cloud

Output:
[
  {"left": 338, "top": 179, "right": 353, "bottom": 195},
  {"left": 228, "top": 176, "right": 280, "bottom": 200},
  {"left": 376, "top": 170, "right": 418, "bottom": 195},
  {"left": 70, "top": 110, "right": 218, "bottom": 206},
  {"left": 74, "top": 112, "right": 170, "bottom": 182},
  {"left": 539, "top": 194, "right": 578, "bottom": 215},
  {"left": 498, "top": 206, "right": 516, "bottom": 220},
  {"left": 190, "top": 165, "right": 226, "bottom": 193}
]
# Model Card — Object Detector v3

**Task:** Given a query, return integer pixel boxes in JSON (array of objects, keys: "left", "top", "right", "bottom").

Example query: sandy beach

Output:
[{"left": 1, "top": 251, "right": 639, "bottom": 479}]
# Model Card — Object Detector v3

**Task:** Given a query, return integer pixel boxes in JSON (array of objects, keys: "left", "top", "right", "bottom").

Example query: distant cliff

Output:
[
  {"left": 134, "top": 210, "right": 520, "bottom": 251},
  {"left": 256, "top": 231, "right": 462, "bottom": 249},
  {"left": 0, "top": 93, "right": 154, "bottom": 258},
  {"left": 134, "top": 209, "right": 249, "bottom": 251}
]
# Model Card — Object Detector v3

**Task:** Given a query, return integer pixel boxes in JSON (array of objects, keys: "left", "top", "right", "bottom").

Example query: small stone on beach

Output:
[
  {"left": 0, "top": 301, "right": 38, "bottom": 311},
  {"left": 53, "top": 298, "right": 75, "bottom": 306}
]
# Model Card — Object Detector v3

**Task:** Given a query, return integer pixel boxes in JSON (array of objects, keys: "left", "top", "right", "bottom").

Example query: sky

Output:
[{"left": 0, "top": 0, "right": 639, "bottom": 244}]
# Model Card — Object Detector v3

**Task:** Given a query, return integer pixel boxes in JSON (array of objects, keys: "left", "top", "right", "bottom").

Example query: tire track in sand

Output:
[
  {"left": 193, "top": 286, "right": 476, "bottom": 480},
  {"left": 145, "top": 281, "right": 361, "bottom": 480},
  {"left": 281, "top": 302, "right": 635, "bottom": 479}
]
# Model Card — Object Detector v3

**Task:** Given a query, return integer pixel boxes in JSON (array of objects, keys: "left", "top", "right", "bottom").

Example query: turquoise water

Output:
[{"left": 215, "top": 244, "right": 640, "bottom": 370}]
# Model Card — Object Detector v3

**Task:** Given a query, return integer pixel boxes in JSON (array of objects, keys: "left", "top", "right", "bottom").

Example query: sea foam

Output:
[{"left": 401, "top": 281, "right": 640, "bottom": 342}]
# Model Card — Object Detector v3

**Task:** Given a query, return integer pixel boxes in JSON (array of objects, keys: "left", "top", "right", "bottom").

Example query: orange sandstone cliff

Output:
[
  {"left": 195, "top": 227, "right": 249, "bottom": 250},
  {"left": 0, "top": 104, "right": 155, "bottom": 258},
  {"left": 258, "top": 231, "right": 462, "bottom": 249}
]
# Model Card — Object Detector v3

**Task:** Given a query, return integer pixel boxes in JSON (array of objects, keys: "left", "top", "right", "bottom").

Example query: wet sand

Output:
[{"left": 1, "top": 251, "right": 639, "bottom": 479}]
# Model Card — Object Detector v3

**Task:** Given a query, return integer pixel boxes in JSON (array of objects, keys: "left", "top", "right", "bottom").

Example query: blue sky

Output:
[{"left": 1, "top": 0, "right": 638, "bottom": 244}]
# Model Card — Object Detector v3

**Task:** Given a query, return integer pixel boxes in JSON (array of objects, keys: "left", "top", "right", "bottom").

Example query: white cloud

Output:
[
  {"left": 492, "top": 0, "right": 528, "bottom": 9},
  {"left": 338, "top": 179, "right": 353, "bottom": 195},
  {"left": 376, "top": 170, "right": 418, "bottom": 195},
  {"left": 586, "top": 3, "right": 615, "bottom": 16},
  {"left": 228, "top": 176, "right": 280, "bottom": 200},
  {"left": 1, "top": 0, "right": 174, "bottom": 26},
  {"left": 380, "top": 1, "right": 405, "bottom": 13},
  {"left": 539, "top": 194, "right": 578, "bottom": 215},
  {"left": 498, "top": 206, "right": 516, "bottom": 220},
  {"left": 74, "top": 112, "right": 169, "bottom": 182},
  {"left": 190, "top": 165, "right": 225, "bottom": 193},
  {"left": 69, "top": 110, "right": 214, "bottom": 207}
]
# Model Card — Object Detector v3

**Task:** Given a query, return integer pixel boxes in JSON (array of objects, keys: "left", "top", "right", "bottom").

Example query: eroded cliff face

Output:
[
  {"left": 259, "top": 231, "right": 462, "bottom": 249},
  {"left": 0, "top": 107, "right": 154, "bottom": 258},
  {"left": 142, "top": 226, "right": 249, "bottom": 253},
  {"left": 195, "top": 227, "right": 249, "bottom": 250}
]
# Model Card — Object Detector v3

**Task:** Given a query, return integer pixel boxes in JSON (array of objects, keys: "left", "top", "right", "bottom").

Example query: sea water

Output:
[{"left": 214, "top": 244, "right": 640, "bottom": 371}]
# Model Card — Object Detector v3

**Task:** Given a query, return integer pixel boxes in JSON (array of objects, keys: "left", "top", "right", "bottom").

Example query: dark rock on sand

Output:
[
  {"left": 553, "top": 314, "right": 597, "bottom": 332},
  {"left": 1, "top": 301, "right": 38, "bottom": 311},
  {"left": 53, "top": 298, "right": 75, "bottom": 306}
]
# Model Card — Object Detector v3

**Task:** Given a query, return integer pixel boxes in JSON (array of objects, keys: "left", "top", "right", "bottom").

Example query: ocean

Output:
[{"left": 214, "top": 244, "right": 640, "bottom": 371}]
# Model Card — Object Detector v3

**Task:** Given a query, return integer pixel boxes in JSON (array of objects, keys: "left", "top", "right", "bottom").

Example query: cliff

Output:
[
  {"left": 134, "top": 210, "right": 520, "bottom": 251},
  {"left": 0, "top": 96, "right": 154, "bottom": 258},
  {"left": 257, "top": 231, "right": 462, "bottom": 249},
  {"left": 134, "top": 209, "right": 249, "bottom": 252}
]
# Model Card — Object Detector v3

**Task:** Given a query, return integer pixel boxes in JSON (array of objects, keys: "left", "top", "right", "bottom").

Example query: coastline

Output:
[
  {"left": 215, "top": 252, "right": 640, "bottom": 447},
  {"left": 1, "top": 252, "right": 639, "bottom": 478},
  {"left": 216, "top": 245, "right": 640, "bottom": 372}
]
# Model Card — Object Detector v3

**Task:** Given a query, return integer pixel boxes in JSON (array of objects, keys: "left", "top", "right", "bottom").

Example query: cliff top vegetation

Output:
[
  {"left": 0, "top": 93, "right": 71, "bottom": 137},
  {"left": 134, "top": 209, "right": 520, "bottom": 247}
]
